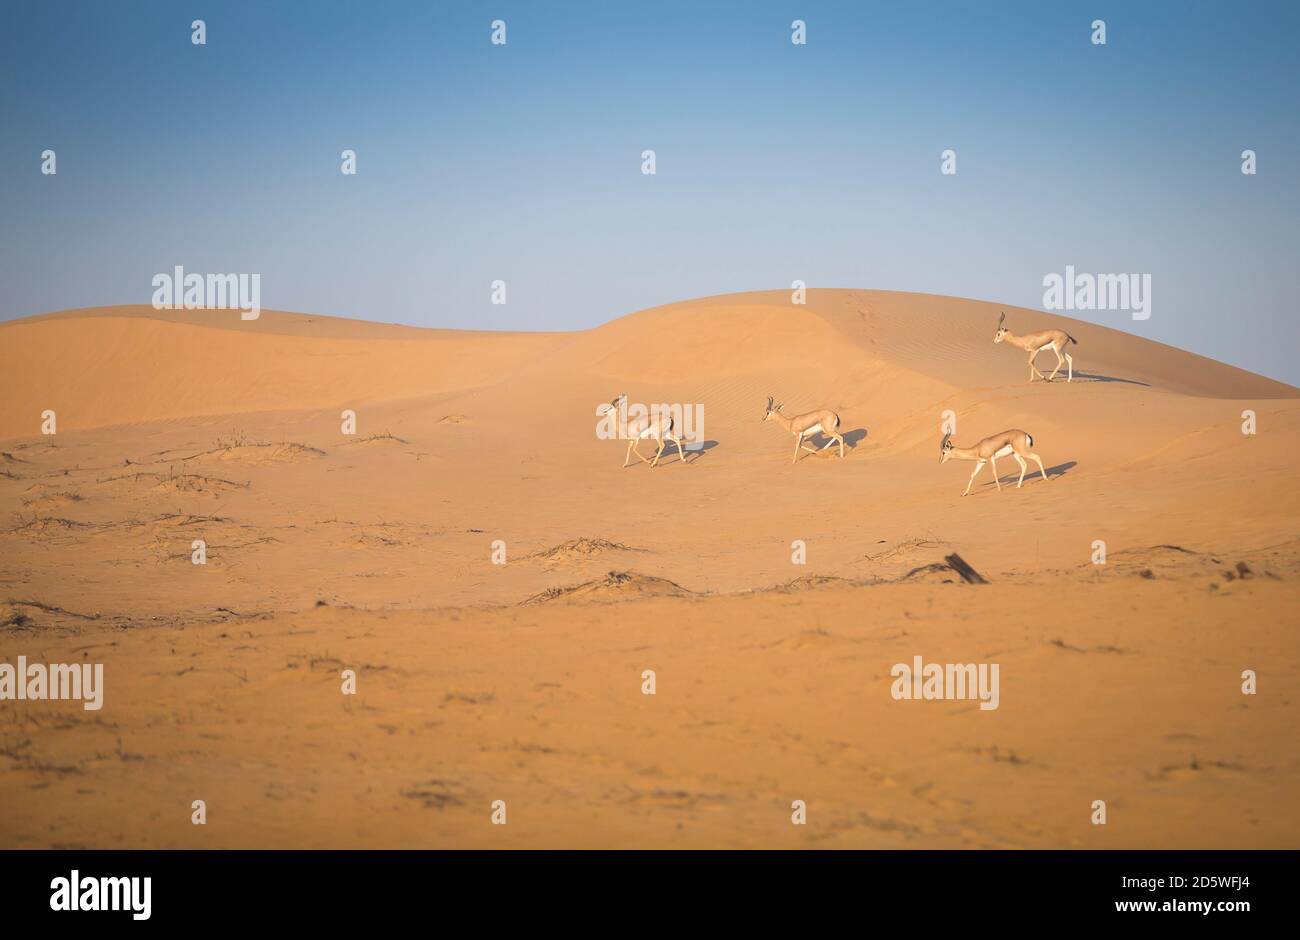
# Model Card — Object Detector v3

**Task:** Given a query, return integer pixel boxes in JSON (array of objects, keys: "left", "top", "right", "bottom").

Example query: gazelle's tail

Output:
[{"left": 1066, "top": 334, "right": 1078, "bottom": 346}]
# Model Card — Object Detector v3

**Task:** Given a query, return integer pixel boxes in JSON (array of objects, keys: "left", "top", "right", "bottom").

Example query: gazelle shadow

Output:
[
  {"left": 1071, "top": 372, "right": 1150, "bottom": 387},
  {"left": 672, "top": 439, "right": 718, "bottom": 465},
  {"left": 807, "top": 427, "right": 868, "bottom": 452},
  {"left": 991, "top": 459, "right": 1077, "bottom": 486}
]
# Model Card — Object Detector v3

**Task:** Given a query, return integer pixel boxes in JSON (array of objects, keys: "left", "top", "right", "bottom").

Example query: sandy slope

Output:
[{"left": 1, "top": 290, "right": 1297, "bottom": 848}]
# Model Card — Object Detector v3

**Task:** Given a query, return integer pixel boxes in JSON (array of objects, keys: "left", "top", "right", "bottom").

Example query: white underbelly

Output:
[
  {"left": 802, "top": 424, "right": 823, "bottom": 437},
  {"left": 1037, "top": 342, "right": 1054, "bottom": 352},
  {"left": 994, "top": 444, "right": 1015, "bottom": 458}
]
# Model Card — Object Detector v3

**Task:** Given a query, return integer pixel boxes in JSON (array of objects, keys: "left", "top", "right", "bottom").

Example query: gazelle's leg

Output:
[
  {"left": 1047, "top": 346, "right": 1065, "bottom": 382},
  {"left": 1012, "top": 453, "right": 1028, "bottom": 487},
  {"left": 1028, "top": 350, "right": 1047, "bottom": 382},
  {"left": 1065, "top": 353, "right": 1073, "bottom": 382},
  {"left": 650, "top": 436, "right": 666, "bottom": 467},
  {"left": 632, "top": 438, "right": 651, "bottom": 464},
  {"left": 623, "top": 439, "right": 638, "bottom": 468},
  {"left": 792, "top": 436, "right": 802, "bottom": 464},
  {"left": 963, "top": 460, "right": 984, "bottom": 496},
  {"left": 669, "top": 434, "right": 686, "bottom": 465},
  {"left": 989, "top": 455, "right": 1002, "bottom": 491},
  {"left": 1030, "top": 453, "right": 1049, "bottom": 482},
  {"left": 835, "top": 433, "right": 845, "bottom": 458}
]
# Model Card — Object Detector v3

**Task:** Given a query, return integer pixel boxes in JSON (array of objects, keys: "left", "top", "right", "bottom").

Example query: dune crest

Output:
[{"left": 2, "top": 291, "right": 1293, "bottom": 439}]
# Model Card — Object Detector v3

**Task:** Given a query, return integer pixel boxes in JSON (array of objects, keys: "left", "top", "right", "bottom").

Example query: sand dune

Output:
[
  {"left": 1, "top": 290, "right": 1297, "bottom": 848},
  {"left": 0, "top": 306, "right": 563, "bottom": 436},
  {"left": 4, "top": 291, "right": 1290, "bottom": 440}
]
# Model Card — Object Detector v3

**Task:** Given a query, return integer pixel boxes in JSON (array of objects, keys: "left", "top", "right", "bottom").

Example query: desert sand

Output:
[{"left": 1, "top": 289, "right": 1297, "bottom": 848}]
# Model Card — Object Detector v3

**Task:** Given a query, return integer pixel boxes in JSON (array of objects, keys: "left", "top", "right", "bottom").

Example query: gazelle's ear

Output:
[{"left": 998, "top": 312, "right": 1006, "bottom": 327}]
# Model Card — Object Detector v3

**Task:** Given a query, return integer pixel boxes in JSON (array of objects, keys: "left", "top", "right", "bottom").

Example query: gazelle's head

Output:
[
  {"left": 763, "top": 396, "right": 783, "bottom": 422},
  {"left": 940, "top": 432, "right": 955, "bottom": 464},
  {"left": 994, "top": 312, "right": 1009, "bottom": 344},
  {"left": 605, "top": 393, "right": 627, "bottom": 413}
]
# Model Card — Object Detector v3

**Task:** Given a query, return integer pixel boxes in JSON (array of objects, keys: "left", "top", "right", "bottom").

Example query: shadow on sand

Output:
[
  {"left": 1068, "top": 371, "right": 1151, "bottom": 387},
  {"left": 631, "top": 439, "right": 717, "bottom": 466},
  {"left": 803, "top": 427, "right": 868, "bottom": 454},
  {"left": 988, "top": 459, "right": 1077, "bottom": 487}
]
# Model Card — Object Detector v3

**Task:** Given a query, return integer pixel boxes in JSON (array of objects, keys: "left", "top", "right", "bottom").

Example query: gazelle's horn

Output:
[{"left": 997, "top": 311, "right": 1006, "bottom": 326}]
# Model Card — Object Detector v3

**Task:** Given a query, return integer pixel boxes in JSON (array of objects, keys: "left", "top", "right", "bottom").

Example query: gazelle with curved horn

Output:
[
  {"left": 994, "top": 312, "right": 1077, "bottom": 382},
  {"left": 605, "top": 393, "right": 688, "bottom": 468},
  {"left": 763, "top": 396, "right": 845, "bottom": 464},
  {"left": 940, "top": 429, "right": 1050, "bottom": 496}
]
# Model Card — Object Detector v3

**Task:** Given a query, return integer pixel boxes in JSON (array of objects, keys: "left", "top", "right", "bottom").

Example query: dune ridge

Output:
[{"left": 2, "top": 291, "right": 1293, "bottom": 440}]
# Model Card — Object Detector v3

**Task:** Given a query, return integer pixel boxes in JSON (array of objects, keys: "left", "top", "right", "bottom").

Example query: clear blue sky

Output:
[{"left": 2, "top": 0, "right": 1297, "bottom": 382}]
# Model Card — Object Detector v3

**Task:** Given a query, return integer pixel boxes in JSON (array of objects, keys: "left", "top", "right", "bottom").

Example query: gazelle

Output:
[
  {"left": 994, "top": 312, "right": 1078, "bottom": 382},
  {"left": 763, "top": 396, "right": 845, "bottom": 464},
  {"left": 940, "top": 430, "right": 1050, "bottom": 496},
  {"left": 605, "top": 393, "right": 688, "bottom": 468}
]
